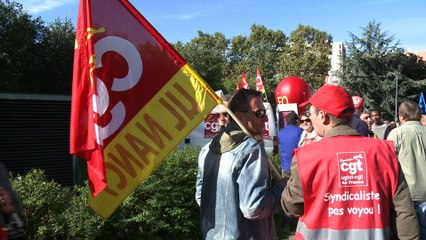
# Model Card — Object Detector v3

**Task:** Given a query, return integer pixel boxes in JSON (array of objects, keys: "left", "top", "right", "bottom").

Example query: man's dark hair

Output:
[
  {"left": 371, "top": 109, "right": 382, "bottom": 117},
  {"left": 228, "top": 89, "right": 262, "bottom": 123},
  {"left": 286, "top": 111, "right": 299, "bottom": 125}
]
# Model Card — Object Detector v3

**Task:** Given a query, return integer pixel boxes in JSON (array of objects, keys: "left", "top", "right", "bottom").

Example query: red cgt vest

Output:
[{"left": 294, "top": 136, "right": 399, "bottom": 240}]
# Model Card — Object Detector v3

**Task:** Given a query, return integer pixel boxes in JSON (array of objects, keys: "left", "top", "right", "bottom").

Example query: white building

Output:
[{"left": 327, "top": 42, "right": 345, "bottom": 85}]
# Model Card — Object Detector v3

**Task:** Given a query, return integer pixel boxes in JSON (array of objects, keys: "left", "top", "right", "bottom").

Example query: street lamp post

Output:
[{"left": 394, "top": 72, "right": 398, "bottom": 123}]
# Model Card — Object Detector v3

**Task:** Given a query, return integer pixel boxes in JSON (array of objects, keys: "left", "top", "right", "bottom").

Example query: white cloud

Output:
[
  {"left": 19, "top": 0, "right": 75, "bottom": 14},
  {"left": 177, "top": 14, "right": 196, "bottom": 20}
]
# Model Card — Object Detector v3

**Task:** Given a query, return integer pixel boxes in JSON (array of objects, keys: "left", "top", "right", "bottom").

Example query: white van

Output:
[
  {"left": 276, "top": 103, "right": 298, "bottom": 130},
  {"left": 262, "top": 102, "right": 277, "bottom": 153},
  {"left": 182, "top": 101, "right": 277, "bottom": 153}
]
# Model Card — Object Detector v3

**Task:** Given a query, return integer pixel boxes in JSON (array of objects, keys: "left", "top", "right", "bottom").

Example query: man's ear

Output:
[
  {"left": 234, "top": 112, "right": 244, "bottom": 121},
  {"left": 318, "top": 110, "right": 330, "bottom": 125}
]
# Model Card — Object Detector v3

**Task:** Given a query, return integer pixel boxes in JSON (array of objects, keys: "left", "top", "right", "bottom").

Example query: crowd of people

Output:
[
  {"left": 2, "top": 84, "right": 424, "bottom": 239},
  {"left": 196, "top": 86, "right": 426, "bottom": 239}
]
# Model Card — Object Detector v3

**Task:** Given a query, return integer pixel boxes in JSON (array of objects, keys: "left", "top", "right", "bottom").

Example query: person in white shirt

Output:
[{"left": 370, "top": 109, "right": 394, "bottom": 139}]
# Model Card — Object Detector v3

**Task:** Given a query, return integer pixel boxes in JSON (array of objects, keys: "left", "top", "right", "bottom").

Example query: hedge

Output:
[{"left": 10, "top": 146, "right": 292, "bottom": 239}]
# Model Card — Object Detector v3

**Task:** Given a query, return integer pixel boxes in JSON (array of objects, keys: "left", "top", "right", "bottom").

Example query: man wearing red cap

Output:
[
  {"left": 281, "top": 85, "right": 419, "bottom": 239},
  {"left": 350, "top": 96, "right": 369, "bottom": 137}
]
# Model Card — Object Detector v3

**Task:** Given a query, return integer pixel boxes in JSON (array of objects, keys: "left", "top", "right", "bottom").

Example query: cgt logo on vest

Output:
[{"left": 337, "top": 152, "right": 368, "bottom": 187}]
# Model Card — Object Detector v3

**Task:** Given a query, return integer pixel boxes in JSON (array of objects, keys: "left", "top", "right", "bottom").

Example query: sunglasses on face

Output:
[
  {"left": 242, "top": 109, "right": 267, "bottom": 118},
  {"left": 214, "top": 112, "right": 228, "bottom": 118},
  {"left": 218, "top": 112, "right": 228, "bottom": 118},
  {"left": 300, "top": 118, "right": 311, "bottom": 123}
]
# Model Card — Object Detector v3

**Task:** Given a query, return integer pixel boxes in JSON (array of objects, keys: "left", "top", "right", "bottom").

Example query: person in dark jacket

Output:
[{"left": 350, "top": 95, "right": 369, "bottom": 136}]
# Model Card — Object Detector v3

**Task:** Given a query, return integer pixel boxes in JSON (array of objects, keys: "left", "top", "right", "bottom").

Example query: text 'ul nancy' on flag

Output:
[{"left": 70, "top": 0, "right": 221, "bottom": 218}]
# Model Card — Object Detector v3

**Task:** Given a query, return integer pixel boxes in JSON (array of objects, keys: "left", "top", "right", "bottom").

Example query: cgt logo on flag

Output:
[
  {"left": 70, "top": 0, "right": 221, "bottom": 218},
  {"left": 240, "top": 71, "right": 249, "bottom": 89},
  {"left": 255, "top": 67, "right": 265, "bottom": 93},
  {"left": 204, "top": 114, "right": 221, "bottom": 138},
  {"left": 337, "top": 152, "right": 368, "bottom": 187}
]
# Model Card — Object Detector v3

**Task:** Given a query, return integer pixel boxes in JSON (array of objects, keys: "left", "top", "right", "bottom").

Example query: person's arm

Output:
[
  {"left": 195, "top": 150, "right": 206, "bottom": 207},
  {"left": 386, "top": 129, "right": 399, "bottom": 153},
  {"left": 384, "top": 125, "right": 395, "bottom": 140},
  {"left": 281, "top": 155, "right": 304, "bottom": 217},
  {"left": 0, "top": 187, "right": 14, "bottom": 215},
  {"left": 392, "top": 164, "right": 419, "bottom": 239},
  {"left": 238, "top": 145, "right": 284, "bottom": 220},
  {"left": 0, "top": 164, "right": 17, "bottom": 216}
]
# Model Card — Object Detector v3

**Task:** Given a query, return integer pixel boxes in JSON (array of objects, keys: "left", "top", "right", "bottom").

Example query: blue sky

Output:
[{"left": 19, "top": 0, "right": 426, "bottom": 52}]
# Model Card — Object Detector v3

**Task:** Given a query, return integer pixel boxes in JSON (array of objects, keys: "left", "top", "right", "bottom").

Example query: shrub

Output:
[
  {"left": 10, "top": 146, "right": 202, "bottom": 239},
  {"left": 11, "top": 169, "right": 72, "bottom": 239},
  {"left": 117, "top": 145, "right": 202, "bottom": 239},
  {"left": 64, "top": 186, "right": 104, "bottom": 240},
  {"left": 9, "top": 146, "right": 291, "bottom": 239}
]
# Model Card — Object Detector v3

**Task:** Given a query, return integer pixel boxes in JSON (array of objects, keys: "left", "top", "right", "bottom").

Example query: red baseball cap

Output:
[
  {"left": 299, "top": 85, "right": 355, "bottom": 117},
  {"left": 352, "top": 96, "right": 364, "bottom": 109}
]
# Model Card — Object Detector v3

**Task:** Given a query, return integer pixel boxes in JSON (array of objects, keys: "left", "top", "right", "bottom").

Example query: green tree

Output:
[
  {"left": 174, "top": 31, "right": 228, "bottom": 91},
  {"left": 226, "top": 24, "right": 287, "bottom": 99},
  {"left": 0, "top": 0, "right": 45, "bottom": 93},
  {"left": 277, "top": 24, "right": 332, "bottom": 91},
  {"left": 0, "top": 0, "right": 75, "bottom": 94},
  {"left": 174, "top": 24, "right": 330, "bottom": 101},
  {"left": 340, "top": 21, "right": 426, "bottom": 119},
  {"left": 38, "top": 18, "right": 75, "bottom": 94},
  {"left": 224, "top": 34, "right": 249, "bottom": 92}
]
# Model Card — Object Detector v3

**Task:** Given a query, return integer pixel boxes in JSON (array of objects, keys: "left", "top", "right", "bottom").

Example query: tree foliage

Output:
[
  {"left": 227, "top": 25, "right": 287, "bottom": 102},
  {"left": 340, "top": 21, "right": 426, "bottom": 119},
  {"left": 2, "top": 0, "right": 425, "bottom": 112},
  {"left": 277, "top": 24, "right": 332, "bottom": 90},
  {"left": 0, "top": 0, "right": 74, "bottom": 94},
  {"left": 174, "top": 24, "right": 332, "bottom": 103},
  {"left": 174, "top": 31, "right": 228, "bottom": 91},
  {"left": 0, "top": 0, "right": 44, "bottom": 92},
  {"left": 38, "top": 18, "right": 75, "bottom": 94}
]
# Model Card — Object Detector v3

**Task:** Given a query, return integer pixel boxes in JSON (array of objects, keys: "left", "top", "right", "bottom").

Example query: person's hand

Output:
[
  {"left": 388, "top": 121, "right": 397, "bottom": 128},
  {"left": 0, "top": 187, "right": 14, "bottom": 215},
  {"left": 253, "top": 135, "right": 264, "bottom": 145}
]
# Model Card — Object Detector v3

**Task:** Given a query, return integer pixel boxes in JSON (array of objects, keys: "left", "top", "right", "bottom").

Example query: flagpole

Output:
[
  {"left": 264, "top": 88, "right": 269, "bottom": 103},
  {"left": 220, "top": 104, "right": 281, "bottom": 178}
]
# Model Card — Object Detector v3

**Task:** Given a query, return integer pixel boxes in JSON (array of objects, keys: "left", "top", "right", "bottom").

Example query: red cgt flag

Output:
[
  {"left": 70, "top": 0, "right": 106, "bottom": 196},
  {"left": 240, "top": 71, "right": 249, "bottom": 89},
  {"left": 255, "top": 66, "right": 265, "bottom": 93},
  {"left": 70, "top": 0, "right": 220, "bottom": 218}
]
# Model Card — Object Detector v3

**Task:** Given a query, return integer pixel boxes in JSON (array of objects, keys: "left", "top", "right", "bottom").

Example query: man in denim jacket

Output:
[{"left": 196, "top": 89, "right": 285, "bottom": 239}]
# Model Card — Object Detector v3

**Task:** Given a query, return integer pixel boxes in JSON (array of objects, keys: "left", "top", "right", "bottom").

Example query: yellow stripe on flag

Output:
[{"left": 89, "top": 64, "right": 220, "bottom": 218}]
